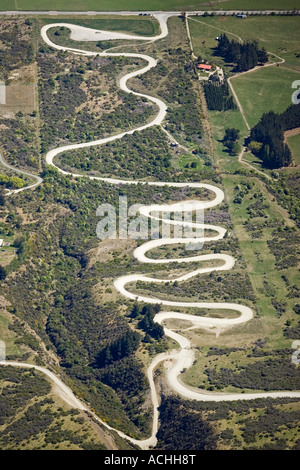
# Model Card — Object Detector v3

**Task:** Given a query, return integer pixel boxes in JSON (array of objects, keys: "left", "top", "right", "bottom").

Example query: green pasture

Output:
[
  {"left": 2, "top": 0, "right": 300, "bottom": 11},
  {"left": 287, "top": 133, "right": 300, "bottom": 164},
  {"left": 215, "top": 0, "right": 300, "bottom": 9},
  {"left": 189, "top": 14, "right": 300, "bottom": 167},
  {"left": 231, "top": 66, "right": 300, "bottom": 128},
  {"left": 0, "top": 312, "right": 26, "bottom": 358},
  {"left": 40, "top": 15, "right": 160, "bottom": 36},
  {"left": 208, "top": 109, "right": 248, "bottom": 164},
  {"left": 189, "top": 15, "right": 300, "bottom": 69},
  {"left": 0, "top": 0, "right": 15, "bottom": 9}
]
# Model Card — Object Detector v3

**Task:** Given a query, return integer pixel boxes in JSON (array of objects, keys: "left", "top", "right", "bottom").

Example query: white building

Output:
[{"left": 0, "top": 239, "right": 3, "bottom": 247}]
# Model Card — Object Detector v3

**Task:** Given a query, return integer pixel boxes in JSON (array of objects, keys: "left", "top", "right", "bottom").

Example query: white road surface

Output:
[{"left": 0, "top": 153, "right": 43, "bottom": 195}]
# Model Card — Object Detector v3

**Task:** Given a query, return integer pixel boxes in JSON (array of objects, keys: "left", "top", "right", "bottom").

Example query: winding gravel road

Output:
[
  {"left": 0, "top": 154, "right": 43, "bottom": 195},
  {"left": 1, "top": 13, "right": 300, "bottom": 450}
]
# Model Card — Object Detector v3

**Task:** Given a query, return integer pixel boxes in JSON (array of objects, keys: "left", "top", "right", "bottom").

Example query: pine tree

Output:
[
  {"left": 130, "top": 302, "right": 140, "bottom": 318},
  {"left": 216, "top": 34, "right": 230, "bottom": 57},
  {"left": 0, "top": 265, "right": 6, "bottom": 281},
  {"left": 215, "top": 33, "right": 268, "bottom": 71},
  {"left": 248, "top": 104, "right": 299, "bottom": 168},
  {"left": 227, "top": 40, "right": 241, "bottom": 63},
  {"left": 237, "top": 51, "right": 249, "bottom": 72},
  {"left": 151, "top": 323, "right": 164, "bottom": 340},
  {"left": 103, "top": 346, "right": 113, "bottom": 366},
  {"left": 258, "top": 47, "right": 268, "bottom": 64},
  {"left": 0, "top": 187, "right": 5, "bottom": 206}
]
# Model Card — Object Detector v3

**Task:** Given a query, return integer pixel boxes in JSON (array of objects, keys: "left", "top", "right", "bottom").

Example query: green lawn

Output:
[
  {"left": 4, "top": 0, "right": 300, "bottom": 11},
  {"left": 41, "top": 15, "right": 160, "bottom": 36},
  {"left": 189, "top": 18, "right": 228, "bottom": 65},
  {"left": 3, "top": 0, "right": 224, "bottom": 11},
  {"left": 189, "top": 15, "right": 300, "bottom": 69},
  {"left": 287, "top": 133, "right": 300, "bottom": 164},
  {"left": 0, "top": 0, "right": 15, "bottom": 9},
  {"left": 213, "top": 0, "right": 300, "bottom": 11},
  {"left": 0, "top": 312, "right": 26, "bottom": 358},
  {"left": 208, "top": 109, "right": 248, "bottom": 163},
  {"left": 231, "top": 66, "right": 300, "bottom": 128},
  {"left": 189, "top": 14, "right": 300, "bottom": 165}
]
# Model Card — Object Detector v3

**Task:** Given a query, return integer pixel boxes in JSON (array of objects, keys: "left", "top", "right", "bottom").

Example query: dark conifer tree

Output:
[
  {"left": 0, "top": 265, "right": 6, "bottom": 281},
  {"left": 0, "top": 187, "right": 5, "bottom": 206},
  {"left": 247, "top": 104, "right": 299, "bottom": 168},
  {"left": 215, "top": 34, "right": 268, "bottom": 71}
]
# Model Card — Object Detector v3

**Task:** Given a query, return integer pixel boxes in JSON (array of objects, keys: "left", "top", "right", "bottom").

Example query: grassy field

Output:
[
  {"left": 41, "top": 15, "right": 160, "bottom": 36},
  {"left": 231, "top": 66, "right": 300, "bottom": 128},
  {"left": 209, "top": 109, "right": 248, "bottom": 161},
  {"left": 287, "top": 133, "right": 300, "bottom": 164},
  {"left": 0, "top": 245, "right": 16, "bottom": 266},
  {"left": 0, "top": 0, "right": 15, "bottom": 9},
  {"left": 189, "top": 15, "right": 300, "bottom": 164},
  {"left": 214, "top": 0, "right": 300, "bottom": 9},
  {"left": 189, "top": 15, "right": 300, "bottom": 70},
  {"left": 1, "top": 0, "right": 299, "bottom": 11},
  {"left": 0, "top": 311, "right": 26, "bottom": 358}
]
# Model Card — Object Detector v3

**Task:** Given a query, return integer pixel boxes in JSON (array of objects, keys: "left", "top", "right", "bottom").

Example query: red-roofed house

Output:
[{"left": 198, "top": 64, "right": 212, "bottom": 71}]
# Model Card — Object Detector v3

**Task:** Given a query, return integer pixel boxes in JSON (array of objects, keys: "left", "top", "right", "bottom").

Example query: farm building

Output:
[
  {"left": 209, "top": 66, "right": 224, "bottom": 84},
  {"left": 198, "top": 64, "right": 212, "bottom": 71}
]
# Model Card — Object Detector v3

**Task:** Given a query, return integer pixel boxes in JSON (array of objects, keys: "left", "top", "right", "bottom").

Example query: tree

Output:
[
  {"left": 216, "top": 34, "right": 230, "bottom": 57},
  {"left": 130, "top": 302, "right": 140, "bottom": 318},
  {"left": 138, "top": 304, "right": 164, "bottom": 340},
  {"left": 96, "top": 330, "right": 141, "bottom": 368},
  {"left": 9, "top": 177, "right": 25, "bottom": 189},
  {"left": 257, "top": 47, "right": 268, "bottom": 64},
  {"left": 248, "top": 141, "right": 263, "bottom": 154},
  {"left": 215, "top": 34, "right": 268, "bottom": 72},
  {"left": 231, "top": 142, "right": 241, "bottom": 156},
  {"left": 247, "top": 104, "right": 300, "bottom": 168},
  {"left": 222, "top": 128, "right": 240, "bottom": 155},
  {"left": 156, "top": 396, "right": 217, "bottom": 450},
  {"left": 224, "top": 128, "right": 240, "bottom": 142},
  {"left": 203, "top": 81, "right": 236, "bottom": 112},
  {"left": 151, "top": 323, "right": 164, "bottom": 340},
  {"left": 0, "top": 266, "right": 6, "bottom": 281},
  {"left": 224, "top": 140, "right": 234, "bottom": 153},
  {"left": 0, "top": 187, "right": 5, "bottom": 206}
]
